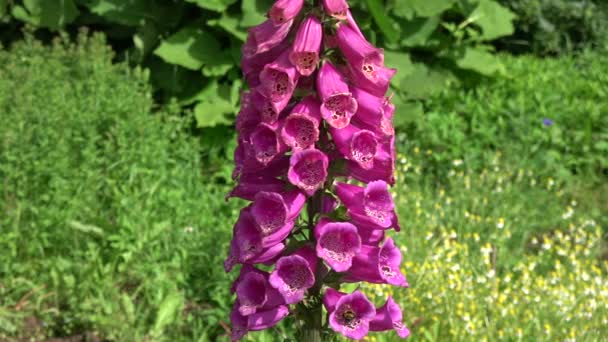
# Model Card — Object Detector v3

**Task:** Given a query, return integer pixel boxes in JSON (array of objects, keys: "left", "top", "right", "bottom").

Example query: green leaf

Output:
[
  {"left": 12, "top": 0, "right": 79, "bottom": 29},
  {"left": 193, "top": 80, "right": 241, "bottom": 127},
  {"left": 393, "top": 0, "right": 454, "bottom": 18},
  {"left": 469, "top": 0, "right": 516, "bottom": 40},
  {"left": 383, "top": 50, "right": 414, "bottom": 89},
  {"left": 400, "top": 63, "right": 455, "bottom": 99},
  {"left": 0, "top": 0, "right": 7, "bottom": 17},
  {"left": 152, "top": 291, "right": 183, "bottom": 337},
  {"left": 393, "top": 97, "right": 424, "bottom": 127},
  {"left": 240, "top": 0, "right": 273, "bottom": 28},
  {"left": 365, "top": 0, "right": 400, "bottom": 44},
  {"left": 208, "top": 14, "right": 248, "bottom": 41},
  {"left": 79, "top": 0, "right": 182, "bottom": 27},
  {"left": 185, "top": 0, "right": 237, "bottom": 12},
  {"left": 400, "top": 16, "right": 440, "bottom": 47},
  {"left": 154, "top": 27, "right": 220, "bottom": 70},
  {"left": 453, "top": 46, "right": 504, "bottom": 76}
]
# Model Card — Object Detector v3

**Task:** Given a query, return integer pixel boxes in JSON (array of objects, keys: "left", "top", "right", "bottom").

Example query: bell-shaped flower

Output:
[
  {"left": 343, "top": 238, "right": 408, "bottom": 287},
  {"left": 336, "top": 24, "right": 396, "bottom": 96},
  {"left": 351, "top": 87, "right": 395, "bottom": 138},
  {"left": 322, "top": 0, "right": 349, "bottom": 20},
  {"left": 232, "top": 142, "right": 289, "bottom": 180},
  {"left": 269, "top": 0, "right": 304, "bottom": 26},
  {"left": 369, "top": 296, "right": 410, "bottom": 338},
  {"left": 230, "top": 301, "right": 290, "bottom": 341},
  {"left": 243, "top": 19, "right": 293, "bottom": 58},
  {"left": 269, "top": 246, "right": 317, "bottom": 304},
  {"left": 314, "top": 219, "right": 361, "bottom": 272},
  {"left": 323, "top": 287, "right": 346, "bottom": 313},
  {"left": 288, "top": 148, "right": 329, "bottom": 196},
  {"left": 251, "top": 89, "right": 286, "bottom": 124},
  {"left": 242, "top": 41, "right": 289, "bottom": 88},
  {"left": 259, "top": 51, "right": 299, "bottom": 104},
  {"left": 227, "top": 174, "right": 286, "bottom": 201},
  {"left": 236, "top": 94, "right": 261, "bottom": 142},
  {"left": 250, "top": 122, "right": 286, "bottom": 165},
  {"left": 327, "top": 290, "right": 376, "bottom": 340},
  {"left": 330, "top": 125, "right": 379, "bottom": 170},
  {"left": 280, "top": 96, "right": 322, "bottom": 150},
  {"left": 346, "top": 137, "right": 395, "bottom": 185},
  {"left": 235, "top": 267, "right": 285, "bottom": 315},
  {"left": 335, "top": 180, "right": 399, "bottom": 230},
  {"left": 357, "top": 224, "right": 385, "bottom": 245},
  {"left": 250, "top": 190, "right": 305, "bottom": 245},
  {"left": 316, "top": 62, "right": 358, "bottom": 129},
  {"left": 289, "top": 16, "right": 323, "bottom": 76}
]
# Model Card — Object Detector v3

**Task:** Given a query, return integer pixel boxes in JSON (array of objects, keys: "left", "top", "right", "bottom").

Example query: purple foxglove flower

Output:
[
  {"left": 343, "top": 238, "right": 408, "bottom": 287},
  {"left": 230, "top": 300, "right": 290, "bottom": 341},
  {"left": 317, "top": 62, "right": 358, "bottom": 129},
  {"left": 250, "top": 190, "right": 305, "bottom": 245},
  {"left": 250, "top": 122, "right": 285, "bottom": 165},
  {"left": 346, "top": 10, "right": 364, "bottom": 38},
  {"left": 230, "top": 209, "right": 286, "bottom": 265},
  {"left": 236, "top": 94, "right": 261, "bottom": 142},
  {"left": 336, "top": 24, "right": 396, "bottom": 96},
  {"left": 328, "top": 290, "right": 376, "bottom": 340},
  {"left": 251, "top": 89, "right": 287, "bottom": 124},
  {"left": 259, "top": 51, "right": 299, "bottom": 104},
  {"left": 351, "top": 87, "right": 395, "bottom": 138},
  {"left": 289, "top": 16, "right": 323, "bottom": 76},
  {"left": 269, "top": 0, "right": 304, "bottom": 26},
  {"left": 236, "top": 271, "right": 270, "bottom": 316},
  {"left": 227, "top": 175, "right": 286, "bottom": 201},
  {"left": 314, "top": 219, "right": 361, "bottom": 272},
  {"left": 269, "top": 253, "right": 316, "bottom": 303},
  {"left": 357, "top": 225, "right": 385, "bottom": 245},
  {"left": 321, "top": 194, "right": 339, "bottom": 214},
  {"left": 346, "top": 137, "right": 395, "bottom": 185},
  {"left": 335, "top": 180, "right": 399, "bottom": 230},
  {"left": 288, "top": 148, "right": 329, "bottom": 196},
  {"left": 369, "top": 296, "right": 410, "bottom": 338},
  {"left": 232, "top": 142, "right": 289, "bottom": 181},
  {"left": 242, "top": 41, "right": 290, "bottom": 88},
  {"left": 330, "top": 125, "right": 379, "bottom": 170},
  {"left": 323, "top": 287, "right": 346, "bottom": 313},
  {"left": 322, "top": 0, "right": 349, "bottom": 19},
  {"left": 243, "top": 19, "right": 293, "bottom": 58},
  {"left": 281, "top": 96, "right": 322, "bottom": 150}
]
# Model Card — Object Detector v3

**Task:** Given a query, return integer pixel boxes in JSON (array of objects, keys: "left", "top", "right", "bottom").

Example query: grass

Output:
[{"left": 0, "top": 35, "right": 606, "bottom": 341}]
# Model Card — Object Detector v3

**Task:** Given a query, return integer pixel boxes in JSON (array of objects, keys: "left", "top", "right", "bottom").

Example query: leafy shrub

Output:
[
  {"left": 397, "top": 50, "right": 608, "bottom": 182},
  {"left": 0, "top": 0, "right": 516, "bottom": 132},
  {"left": 496, "top": 0, "right": 608, "bottom": 55},
  {"left": 0, "top": 33, "right": 239, "bottom": 340}
]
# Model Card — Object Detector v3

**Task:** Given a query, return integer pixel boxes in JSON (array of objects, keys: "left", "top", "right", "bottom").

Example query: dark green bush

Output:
[
  {"left": 496, "top": 0, "right": 608, "bottom": 55},
  {"left": 398, "top": 50, "right": 608, "bottom": 182},
  {"left": 0, "top": 33, "right": 238, "bottom": 340}
]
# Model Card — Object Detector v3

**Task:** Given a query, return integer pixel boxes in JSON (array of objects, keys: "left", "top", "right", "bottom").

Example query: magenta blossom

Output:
[
  {"left": 269, "top": 0, "right": 304, "bottom": 26},
  {"left": 327, "top": 290, "right": 376, "bottom": 340},
  {"left": 288, "top": 148, "right": 329, "bottom": 196},
  {"left": 290, "top": 16, "right": 323, "bottom": 76},
  {"left": 228, "top": 2, "right": 412, "bottom": 340},
  {"left": 314, "top": 219, "right": 361, "bottom": 272},
  {"left": 317, "top": 61, "right": 358, "bottom": 129}
]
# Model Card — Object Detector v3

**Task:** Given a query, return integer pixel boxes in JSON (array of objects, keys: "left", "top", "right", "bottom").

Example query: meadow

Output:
[{"left": 0, "top": 34, "right": 606, "bottom": 341}]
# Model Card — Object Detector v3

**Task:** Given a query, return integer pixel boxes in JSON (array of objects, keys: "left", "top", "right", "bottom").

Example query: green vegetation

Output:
[{"left": 0, "top": 31, "right": 606, "bottom": 342}]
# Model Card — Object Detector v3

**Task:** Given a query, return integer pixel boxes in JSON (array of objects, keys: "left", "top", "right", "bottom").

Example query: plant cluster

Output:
[{"left": 224, "top": 0, "right": 410, "bottom": 340}]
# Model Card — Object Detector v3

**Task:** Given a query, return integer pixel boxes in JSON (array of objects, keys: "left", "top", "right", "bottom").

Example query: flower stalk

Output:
[{"left": 225, "top": 1, "right": 410, "bottom": 340}]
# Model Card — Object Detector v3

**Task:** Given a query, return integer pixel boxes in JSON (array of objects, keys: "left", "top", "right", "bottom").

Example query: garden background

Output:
[{"left": 0, "top": 0, "right": 607, "bottom": 340}]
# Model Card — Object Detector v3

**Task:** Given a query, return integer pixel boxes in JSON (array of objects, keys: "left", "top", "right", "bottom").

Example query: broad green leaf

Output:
[
  {"left": 393, "top": 98, "right": 424, "bottom": 127},
  {"left": 454, "top": 46, "right": 504, "bottom": 76},
  {"left": 384, "top": 51, "right": 414, "bottom": 89},
  {"left": 0, "top": 0, "right": 7, "bottom": 17},
  {"left": 365, "top": 0, "right": 400, "bottom": 44},
  {"left": 12, "top": 0, "right": 79, "bottom": 29},
  {"left": 470, "top": 0, "right": 515, "bottom": 40},
  {"left": 193, "top": 80, "right": 240, "bottom": 127},
  {"left": 400, "top": 63, "right": 455, "bottom": 99},
  {"left": 186, "top": 0, "right": 237, "bottom": 12},
  {"left": 400, "top": 16, "right": 440, "bottom": 47},
  {"left": 154, "top": 27, "right": 220, "bottom": 70},
  {"left": 152, "top": 291, "right": 183, "bottom": 337},
  {"left": 241, "top": 0, "right": 273, "bottom": 28},
  {"left": 133, "top": 22, "right": 159, "bottom": 61},
  {"left": 393, "top": 0, "right": 454, "bottom": 18},
  {"left": 208, "top": 14, "right": 247, "bottom": 41},
  {"left": 80, "top": 0, "right": 182, "bottom": 27}
]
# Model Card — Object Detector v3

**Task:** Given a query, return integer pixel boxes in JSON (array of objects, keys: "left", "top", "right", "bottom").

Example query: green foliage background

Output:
[{"left": 0, "top": 0, "right": 517, "bottom": 131}]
